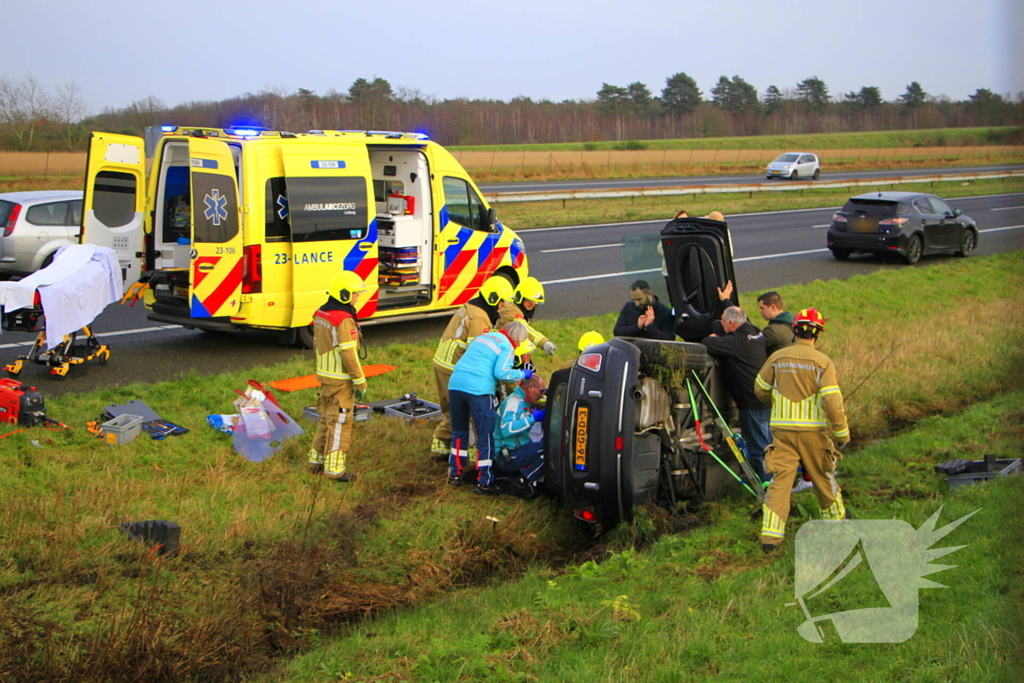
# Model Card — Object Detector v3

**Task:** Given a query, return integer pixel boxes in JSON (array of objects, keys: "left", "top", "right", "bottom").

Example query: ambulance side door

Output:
[
  {"left": 187, "top": 138, "right": 243, "bottom": 318},
  {"left": 81, "top": 133, "right": 146, "bottom": 291},
  {"left": 437, "top": 175, "right": 500, "bottom": 307}
]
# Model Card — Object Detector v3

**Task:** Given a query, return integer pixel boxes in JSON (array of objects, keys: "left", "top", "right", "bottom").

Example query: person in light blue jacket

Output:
[{"left": 447, "top": 320, "right": 531, "bottom": 495}]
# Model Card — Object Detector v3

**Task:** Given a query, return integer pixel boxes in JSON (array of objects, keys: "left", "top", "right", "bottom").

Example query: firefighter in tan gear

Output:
[
  {"left": 308, "top": 271, "right": 368, "bottom": 482},
  {"left": 754, "top": 308, "right": 850, "bottom": 551},
  {"left": 430, "top": 277, "right": 515, "bottom": 456},
  {"left": 498, "top": 276, "right": 557, "bottom": 358}
]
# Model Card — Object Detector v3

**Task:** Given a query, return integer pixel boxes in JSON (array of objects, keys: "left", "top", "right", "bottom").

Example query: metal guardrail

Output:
[{"left": 482, "top": 171, "right": 1024, "bottom": 204}]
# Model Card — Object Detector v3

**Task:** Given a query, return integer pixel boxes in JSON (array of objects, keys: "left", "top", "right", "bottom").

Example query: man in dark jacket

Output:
[
  {"left": 757, "top": 291, "right": 795, "bottom": 356},
  {"left": 614, "top": 280, "right": 675, "bottom": 340},
  {"left": 701, "top": 306, "right": 770, "bottom": 483}
]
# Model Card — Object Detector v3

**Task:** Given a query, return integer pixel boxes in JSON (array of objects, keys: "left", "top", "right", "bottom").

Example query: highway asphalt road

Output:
[
  {"left": 478, "top": 164, "right": 1024, "bottom": 194},
  {"left": 2, "top": 192, "right": 1021, "bottom": 398}
]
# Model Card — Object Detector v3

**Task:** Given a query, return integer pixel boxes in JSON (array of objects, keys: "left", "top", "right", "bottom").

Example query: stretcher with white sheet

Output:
[{"left": 0, "top": 244, "right": 120, "bottom": 378}]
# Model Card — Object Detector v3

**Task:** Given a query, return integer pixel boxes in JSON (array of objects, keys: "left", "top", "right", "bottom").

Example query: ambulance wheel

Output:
[{"left": 298, "top": 324, "right": 315, "bottom": 349}]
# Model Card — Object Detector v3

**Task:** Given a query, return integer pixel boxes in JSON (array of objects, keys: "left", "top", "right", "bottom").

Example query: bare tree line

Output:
[{"left": 0, "top": 74, "right": 1021, "bottom": 151}]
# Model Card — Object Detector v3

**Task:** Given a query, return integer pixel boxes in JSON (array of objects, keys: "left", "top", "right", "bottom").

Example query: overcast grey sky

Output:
[{"left": 10, "top": 0, "right": 1023, "bottom": 117}]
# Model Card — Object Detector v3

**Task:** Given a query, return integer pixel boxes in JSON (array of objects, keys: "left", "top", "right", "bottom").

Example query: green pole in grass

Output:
[{"left": 685, "top": 379, "right": 759, "bottom": 498}]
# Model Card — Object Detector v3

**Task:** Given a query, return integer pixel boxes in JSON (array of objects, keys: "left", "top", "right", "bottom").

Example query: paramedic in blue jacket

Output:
[
  {"left": 492, "top": 373, "right": 548, "bottom": 499},
  {"left": 447, "top": 320, "right": 531, "bottom": 495}
]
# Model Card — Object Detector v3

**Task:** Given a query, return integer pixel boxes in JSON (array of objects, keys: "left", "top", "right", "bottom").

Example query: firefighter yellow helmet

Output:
[
  {"left": 577, "top": 330, "right": 605, "bottom": 354},
  {"left": 514, "top": 276, "right": 546, "bottom": 305},
  {"left": 479, "top": 276, "right": 514, "bottom": 306},
  {"left": 327, "top": 271, "right": 367, "bottom": 304}
]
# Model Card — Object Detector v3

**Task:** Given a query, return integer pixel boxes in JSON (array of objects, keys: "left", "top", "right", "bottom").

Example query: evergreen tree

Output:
[
  {"left": 898, "top": 81, "right": 928, "bottom": 109},
  {"left": 796, "top": 76, "right": 830, "bottom": 113},
  {"left": 763, "top": 85, "right": 784, "bottom": 115},
  {"left": 661, "top": 72, "right": 702, "bottom": 115}
]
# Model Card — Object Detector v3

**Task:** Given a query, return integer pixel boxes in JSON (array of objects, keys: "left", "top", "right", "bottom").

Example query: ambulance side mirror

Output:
[{"left": 486, "top": 207, "right": 497, "bottom": 232}]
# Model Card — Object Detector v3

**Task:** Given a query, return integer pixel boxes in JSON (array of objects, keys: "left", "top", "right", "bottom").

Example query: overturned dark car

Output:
[{"left": 545, "top": 217, "right": 764, "bottom": 528}]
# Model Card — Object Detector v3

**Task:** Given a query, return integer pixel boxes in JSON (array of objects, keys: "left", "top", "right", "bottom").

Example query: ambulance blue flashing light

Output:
[
  {"left": 225, "top": 126, "right": 269, "bottom": 138},
  {"left": 161, "top": 125, "right": 178, "bottom": 133}
]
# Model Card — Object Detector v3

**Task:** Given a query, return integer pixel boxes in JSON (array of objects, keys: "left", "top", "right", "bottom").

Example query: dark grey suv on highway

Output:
[{"left": 826, "top": 191, "right": 978, "bottom": 264}]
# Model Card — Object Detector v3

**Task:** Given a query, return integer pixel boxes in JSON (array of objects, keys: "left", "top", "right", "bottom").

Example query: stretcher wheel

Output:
[{"left": 98, "top": 349, "right": 110, "bottom": 365}]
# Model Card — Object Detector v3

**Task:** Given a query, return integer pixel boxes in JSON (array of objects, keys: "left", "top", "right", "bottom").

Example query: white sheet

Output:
[{"left": 0, "top": 244, "right": 122, "bottom": 350}]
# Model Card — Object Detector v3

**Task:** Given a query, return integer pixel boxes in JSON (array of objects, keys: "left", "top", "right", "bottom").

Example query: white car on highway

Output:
[{"left": 766, "top": 152, "right": 820, "bottom": 181}]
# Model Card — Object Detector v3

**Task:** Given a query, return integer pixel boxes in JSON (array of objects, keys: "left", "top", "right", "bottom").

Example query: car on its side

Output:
[
  {"left": 0, "top": 190, "right": 84, "bottom": 278},
  {"left": 826, "top": 191, "right": 978, "bottom": 265},
  {"left": 765, "top": 152, "right": 820, "bottom": 180}
]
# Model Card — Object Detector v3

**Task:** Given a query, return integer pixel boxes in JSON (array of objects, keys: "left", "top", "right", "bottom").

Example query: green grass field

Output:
[
  {"left": 452, "top": 127, "right": 1023, "bottom": 152},
  {"left": 1, "top": 250, "right": 1022, "bottom": 682}
]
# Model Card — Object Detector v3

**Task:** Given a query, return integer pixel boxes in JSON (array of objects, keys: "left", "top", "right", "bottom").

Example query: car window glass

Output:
[
  {"left": 0, "top": 200, "right": 13, "bottom": 224},
  {"left": 26, "top": 201, "right": 69, "bottom": 226},
  {"left": 800, "top": 155, "right": 812, "bottom": 163},
  {"left": 69, "top": 200, "right": 82, "bottom": 226},
  {"left": 443, "top": 176, "right": 487, "bottom": 231},
  {"left": 911, "top": 198, "right": 932, "bottom": 214},
  {"left": 929, "top": 197, "right": 953, "bottom": 215},
  {"left": 777, "top": 154, "right": 799, "bottom": 163}
]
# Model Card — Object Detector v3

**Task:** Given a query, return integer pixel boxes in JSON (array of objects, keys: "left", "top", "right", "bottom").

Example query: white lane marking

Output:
[
  {"left": 979, "top": 224, "right": 1024, "bottom": 233},
  {"left": 542, "top": 269, "right": 658, "bottom": 285},
  {"left": 521, "top": 192, "right": 1024, "bottom": 234},
  {"left": 0, "top": 324, "right": 181, "bottom": 350},
  {"left": 541, "top": 243, "right": 621, "bottom": 253},
  {"left": 540, "top": 226, "right": 1023, "bottom": 286},
  {"left": 990, "top": 206, "right": 1024, "bottom": 211},
  {"left": 811, "top": 224, "right": 831, "bottom": 229},
  {"left": 735, "top": 249, "right": 829, "bottom": 262}
]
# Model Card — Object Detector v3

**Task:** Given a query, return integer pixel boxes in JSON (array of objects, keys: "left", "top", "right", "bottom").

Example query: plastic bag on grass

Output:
[{"left": 229, "top": 380, "right": 304, "bottom": 462}]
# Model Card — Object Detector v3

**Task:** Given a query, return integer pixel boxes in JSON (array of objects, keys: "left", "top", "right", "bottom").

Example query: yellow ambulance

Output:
[{"left": 80, "top": 126, "right": 529, "bottom": 345}]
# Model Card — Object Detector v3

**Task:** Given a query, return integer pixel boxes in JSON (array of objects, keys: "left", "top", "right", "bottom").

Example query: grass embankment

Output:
[
  {"left": 453, "top": 127, "right": 1023, "bottom": 153},
  {"left": 274, "top": 392, "right": 1024, "bottom": 683},
  {"left": 1, "top": 253, "right": 1023, "bottom": 681},
  {"left": 494, "top": 177, "right": 1024, "bottom": 230}
]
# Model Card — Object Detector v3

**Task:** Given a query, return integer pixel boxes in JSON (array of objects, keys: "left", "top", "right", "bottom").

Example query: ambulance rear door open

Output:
[
  {"left": 186, "top": 138, "right": 243, "bottom": 318},
  {"left": 81, "top": 133, "right": 146, "bottom": 291},
  {"left": 369, "top": 147, "right": 433, "bottom": 311},
  {"left": 279, "top": 145, "right": 377, "bottom": 324}
]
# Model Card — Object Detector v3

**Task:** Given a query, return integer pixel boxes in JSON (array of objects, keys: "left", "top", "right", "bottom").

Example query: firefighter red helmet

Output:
[{"left": 793, "top": 308, "right": 826, "bottom": 333}]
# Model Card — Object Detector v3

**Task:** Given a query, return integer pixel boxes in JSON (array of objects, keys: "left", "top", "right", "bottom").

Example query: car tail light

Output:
[
  {"left": 574, "top": 508, "right": 598, "bottom": 523},
  {"left": 615, "top": 436, "right": 623, "bottom": 451},
  {"left": 832, "top": 213, "right": 847, "bottom": 223},
  {"left": 577, "top": 353, "right": 602, "bottom": 373},
  {"left": 242, "top": 244, "right": 262, "bottom": 294},
  {"left": 2, "top": 204, "right": 22, "bottom": 237},
  {"left": 879, "top": 218, "right": 908, "bottom": 228}
]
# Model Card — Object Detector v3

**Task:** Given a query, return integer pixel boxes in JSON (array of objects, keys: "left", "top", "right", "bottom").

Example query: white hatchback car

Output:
[
  {"left": 766, "top": 152, "right": 820, "bottom": 180},
  {"left": 0, "top": 190, "right": 84, "bottom": 278}
]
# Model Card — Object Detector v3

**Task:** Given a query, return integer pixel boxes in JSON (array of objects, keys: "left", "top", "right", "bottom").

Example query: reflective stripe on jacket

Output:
[
  {"left": 432, "top": 302, "right": 492, "bottom": 371},
  {"left": 494, "top": 386, "right": 538, "bottom": 451},
  {"left": 314, "top": 309, "right": 366, "bottom": 385},
  {"left": 754, "top": 338, "right": 849, "bottom": 438}
]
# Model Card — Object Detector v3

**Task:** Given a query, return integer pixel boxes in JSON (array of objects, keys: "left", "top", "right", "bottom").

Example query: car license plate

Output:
[
  {"left": 853, "top": 217, "right": 876, "bottom": 233},
  {"left": 574, "top": 406, "right": 589, "bottom": 471}
]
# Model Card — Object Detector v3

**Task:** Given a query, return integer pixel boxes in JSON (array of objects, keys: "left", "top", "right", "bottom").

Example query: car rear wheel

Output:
[
  {"left": 903, "top": 235, "right": 923, "bottom": 265},
  {"left": 830, "top": 248, "right": 851, "bottom": 261},
  {"left": 955, "top": 230, "right": 976, "bottom": 258},
  {"left": 812, "top": 168, "right": 821, "bottom": 180}
]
